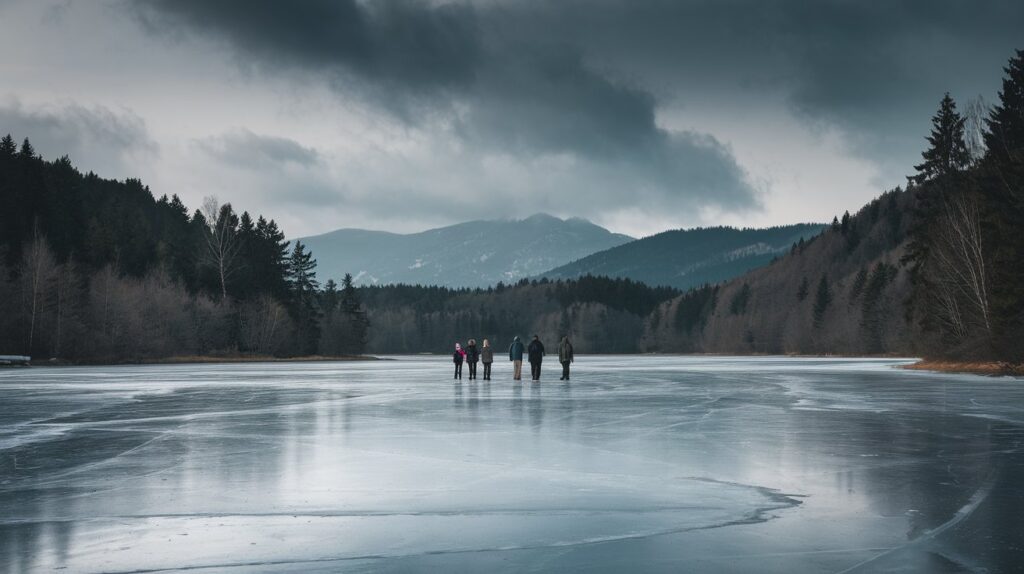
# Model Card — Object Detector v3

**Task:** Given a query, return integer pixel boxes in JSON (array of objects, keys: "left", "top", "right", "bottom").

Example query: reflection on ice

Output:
[{"left": 1, "top": 356, "right": 1022, "bottom": 573}]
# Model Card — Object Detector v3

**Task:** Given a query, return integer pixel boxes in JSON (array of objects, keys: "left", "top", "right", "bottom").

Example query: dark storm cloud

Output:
[
  {"left": 130, "top": 0, "right": 762, "bottom": 212},
  {"left": 0, "top": 99, "right": 155, "bottom": 175},
  {"left": 130, "top": 0, "right": 1024, "bottom": 213},
  {"left": 132, "top": 0, "right": 480, "bottom": 91},
  {"left": 196, "top": 129, "right": 320, "bottom": 170},
  {"left": 500, "top": 0, "right": 1024, "bottom": 173}
]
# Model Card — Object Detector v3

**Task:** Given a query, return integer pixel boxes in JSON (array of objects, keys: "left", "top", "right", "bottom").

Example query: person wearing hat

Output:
[{"left": 508, "top": 336, "right": 525, "bottom": 380}]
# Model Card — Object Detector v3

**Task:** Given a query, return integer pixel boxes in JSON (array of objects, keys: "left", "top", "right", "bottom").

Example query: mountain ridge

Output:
[
  {"left": 541, "top": 223, "right": 826, "bottom": 290},
  {"left": 299, "top": 213, "right": 633, "bottom": 288}
]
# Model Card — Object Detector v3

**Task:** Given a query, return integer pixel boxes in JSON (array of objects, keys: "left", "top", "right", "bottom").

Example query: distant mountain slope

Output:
[
  {"left": 542, "top": 224, "right": 826, "bottom": 290},
  {"left": 299, "top": 214, "right": 633, "bottom": 288},
  {"left": 642, "top": 190, "right": 914, "bottom": 355}
]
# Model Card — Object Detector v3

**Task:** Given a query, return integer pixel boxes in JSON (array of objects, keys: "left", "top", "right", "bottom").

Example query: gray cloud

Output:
[
  {"left": 0, "top": 98, "right": 156, "bottom": 177},
  {"left": 196, "top": 129, "right": 321, "bottom": 170},
  {"left": 132, "top": 0, "right": 480, "bottom": 93},
  {"left": 130, "top": 0, "right": 764, "bottom": 214},
  {"left": 495, "top": 0, "right": 1024, "bottom": 180},
  {"left": 8, "top": 0, "right": 1007, "bottom": 236}
]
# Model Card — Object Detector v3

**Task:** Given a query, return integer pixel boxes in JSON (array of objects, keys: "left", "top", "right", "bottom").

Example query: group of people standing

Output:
[
  {"left": 453, "top": 335, "right": 574, "bottom": 382},
  {"left": 452, "top": 339, "right": 494, "bottom": 380}
]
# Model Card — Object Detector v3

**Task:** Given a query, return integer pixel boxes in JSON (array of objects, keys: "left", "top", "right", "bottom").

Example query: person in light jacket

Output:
[
  {"left": 465, "top": 339, "right": 480, "bottom": 380},
  {"left": 481, "top": 339, "right": 494, "bottom": 380},
  {"left": 527, "top": 335, "right": 545, "bottom": 381},
  {"left": 508, "top": 336, "right": 525, "bottom": 381},
  {"left": 453, "top": 343, "right": 465, "bottom": 380},
  {"left": 558, "top": 336, "right": 574, "bottom": 380}
]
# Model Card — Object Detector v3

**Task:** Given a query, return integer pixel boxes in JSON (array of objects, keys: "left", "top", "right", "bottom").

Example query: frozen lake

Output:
[{"left": 2, "top": 356, "right": 1023, "bottom": 573}]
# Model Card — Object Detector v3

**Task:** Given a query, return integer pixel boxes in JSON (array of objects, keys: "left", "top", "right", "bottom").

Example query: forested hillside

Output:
[
  {"left": 0, "top": 141, "right": 368, "bottom": 361},
  {"left": 542, "top": 224, "right": 825, "bottom": 290},
  {"left": 643, "top": 50, "right": 1024, "bottom": 362},
  {"left": 642, "top": 190, "right": 912, "bottom": 355}
]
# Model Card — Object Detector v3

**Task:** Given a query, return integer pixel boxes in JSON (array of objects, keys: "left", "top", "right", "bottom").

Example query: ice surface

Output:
[{"left": 1, "top": 356, "right": 1023, "bottom": 573}]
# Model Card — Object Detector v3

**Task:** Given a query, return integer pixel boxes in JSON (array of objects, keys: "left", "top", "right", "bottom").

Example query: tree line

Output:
[
  {"left": 900, "top": 51, "right": 1024, "bottom": 361},
  {"left": 0, "top": 140, "right": 368, "bottom": 361},
  {"left": 357, "top": 276, "right": 679, "bottom": 354},
  {"left": 2, "top": 48, "right": 1021, "bottom": 362},
  {"left": 645, "top": 49, "right": 1023, "bottom": 362}
]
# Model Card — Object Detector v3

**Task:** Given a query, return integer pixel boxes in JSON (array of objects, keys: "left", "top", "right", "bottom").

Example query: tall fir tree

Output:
[
  {"left": 910, "top": 93, "right": 970, "bottom": 185},
  {"left": 339, "top": 272, "right": 369, "bottom": 354},
  {"left": 286, "top": 241, "right": 320, "bottom": 354},
  {"left": 980, "top": 49, "right": 1024, "bottom": 360},
  {"left": 812, "top": 275, "right": 832, "bottom": 329},
  {"left": 984, "top": 49, "right": 1024, "bottom": 163}
]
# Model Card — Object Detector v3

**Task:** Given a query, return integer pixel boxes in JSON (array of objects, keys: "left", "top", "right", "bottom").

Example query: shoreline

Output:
[
  {"left": 26, "top": 354, "right": 383, "bottom": 367},
  {"left": 902, "top": 359, "right": 1024, "bottom": 377},
  {"left": 12, "top": 354, "right": 1019, "bottom": 377}
]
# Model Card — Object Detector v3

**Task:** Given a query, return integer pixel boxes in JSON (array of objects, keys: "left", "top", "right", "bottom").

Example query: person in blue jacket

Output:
[{"left": 508, "top": 336, "right": 525, "bottom": 381}]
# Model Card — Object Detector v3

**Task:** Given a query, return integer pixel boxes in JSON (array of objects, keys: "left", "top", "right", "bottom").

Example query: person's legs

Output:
[
  {"left": 513, "top": 360, "right": 522, "bottom": 380},
  {"left": 562, "top": 361, "right": 570, "bottom": 380},
  {"left": 454, "top": 363, "right": 459, "bottom": 379},
  {"left": 484, "top": 363, "right": 491, "bottom": 380},
  {"left": 469, "top": 362, "right": 476, "bottom": 379},
  {"left": 537, "top": 361, "right": 542, "bottom": 380}
]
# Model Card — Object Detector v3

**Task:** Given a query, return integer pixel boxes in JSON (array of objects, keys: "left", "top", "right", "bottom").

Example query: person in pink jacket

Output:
[{"left": 453, "top": 342, "right": 466, "bottom": 380}]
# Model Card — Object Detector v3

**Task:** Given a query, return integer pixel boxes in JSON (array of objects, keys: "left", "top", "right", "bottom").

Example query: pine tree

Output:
[
  {"left": 0, "top": 134, "right": 16, "bottom": 157},
  {"left": 796, "top": 277, "right": 809, "bottom": 302},
  {"left": 286, "top": 241, "right": 320, "bottom": 355},
  {"left": 910, "top": 93, "right": 970, "bottom": 185},
  {"left": 850, "top": 267, "right": 868, "bottom": 301},
  {"left": 287, "top": 241, "right": 319, "bottom": 297},
  {"left": 984, "top": 49, "right": 1024, "bottom": 163},
  {"left": 339, "top": 273, "right": 369, "bottom": 354},
  {"left": 19, "top": 138, "right": 35, "bottom": 159},
  {"left": 812, "top": 275, "right": 831, "bottom": 328},
  {"left": 322, "top": 279, "right": 339, "bottom": 313},
  {"left": 980, "top": 49, "right": 1024, "bottom": 360},
  {"left": 729, "top": 283, "right": 751, "bottom": 315}
]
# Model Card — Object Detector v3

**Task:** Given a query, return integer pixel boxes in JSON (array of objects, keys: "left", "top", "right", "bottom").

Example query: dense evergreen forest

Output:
[
  {"left": 0, "top": 143, "right": 369, "bottom": 361},
  {"left": 2, "top": 48, "right": 1021, "bottom": 363},
  {"left": 358, "top": 276, "right": 679, "bottom": 354}
]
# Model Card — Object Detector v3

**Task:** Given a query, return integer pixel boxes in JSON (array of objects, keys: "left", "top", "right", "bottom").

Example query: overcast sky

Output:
[{"left": 0, "top": 0, "right": 1020, "bottom": 238}]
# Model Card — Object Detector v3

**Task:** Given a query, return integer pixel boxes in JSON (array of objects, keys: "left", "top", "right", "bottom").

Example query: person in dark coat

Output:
[
  {"left": 481, "top": 339, "right": 494, "bottom": 380},
  {"left": 453, "top": 343, "right": 465, "bottom": 380},
  {"left": 527, "top": 335, "right": 545, "bottom": 381},
  {"left": 558, "top": 336, "right": 574, "bottom": 380},
  {"left": 465, "top": 339, "right": 480, "bottom": 380},
  {"left": 509, "top": 336, "right": 525, "bottom": 380}
]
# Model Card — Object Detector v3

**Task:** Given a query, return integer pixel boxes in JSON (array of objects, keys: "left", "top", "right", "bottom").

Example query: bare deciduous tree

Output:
[
  {"left": 19, "top": 228, "right": 58, "bottom": 354},
  {"left": 50, "top": 261, "right": 78, "bottom": 358},
  {"left": 201, "top": 196, "right": 241, "bottom": 300},
  {"left": 238, "top": 294, "right": 289, "bottom": 355},
  {"left": 931, "top": 192, "right": 992, "bottom": 337},
  {"left": 963, "top": 96, "right": 989, "bottom": 164}
]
